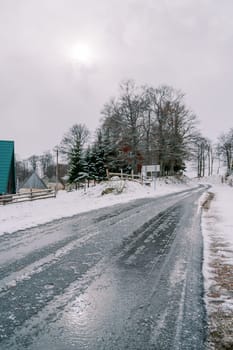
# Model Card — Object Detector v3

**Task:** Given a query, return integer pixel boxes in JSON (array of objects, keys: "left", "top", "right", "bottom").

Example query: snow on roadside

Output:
[
  {"left": 0, "top": 178, "right": 197, "bottom": 236},
  {"left": 201, "top": 184, "right": 233, "bottom": 348},
  {"left": 202, "top": 184, "right": 233, "bottom": 303}
]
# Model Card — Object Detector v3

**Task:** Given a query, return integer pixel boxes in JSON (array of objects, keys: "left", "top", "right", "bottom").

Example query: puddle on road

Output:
[{"left": 28, "top": 267, "right": 147, "bottom": 350}]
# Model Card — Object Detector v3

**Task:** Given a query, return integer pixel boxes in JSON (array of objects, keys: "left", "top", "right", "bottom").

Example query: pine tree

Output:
[
  {"left": 88, "top": 144, "right": 106, "bottom": 182},
  {"left": 94, "top": 131, "right": 107, "bottom": 180},
  {"left": 68, "top": 140, "right": 85, "bottom": 185},
  {"left": 83, "top": 146, "right": 95, "bottom": 186}
]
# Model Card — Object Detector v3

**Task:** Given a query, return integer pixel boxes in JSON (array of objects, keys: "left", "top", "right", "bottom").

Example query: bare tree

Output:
[
  {"left": 15, "top": 158, "right": 31, "bottom": 187},
  {"left": 101, "top": 98, "right": 125, "bottom": 147},
  {"left": 149, "top": 85, "right": 198, "bottom": 175},
  {"left": 59, "top": 123, "right": 90, "bottom": 161},
  {"left": 28, "top": 155, "right": 39, "bottom": 171},
  {"left": 99, "top": 81, "right": 199, "bottom": 176},
  {"left": 206, "top": 143, "right": 214, "bottom": 176},
  {"left": 217, "top": 129, "right": 233, "bottom": 174},
  {"left": 40, "top": 151, "right": 54, "bottom": 177},
  {"left": 140, "top": 85, "right": 155, "bottom": 164},
  {"left": 118, "top": 80, "right": 145, "bottom": 171},
  {"left": 195, "top": 137, "right": 214, "bottom": 177},
  {"left": 101, "top": 80, "right": 144, "bottom": 172}
]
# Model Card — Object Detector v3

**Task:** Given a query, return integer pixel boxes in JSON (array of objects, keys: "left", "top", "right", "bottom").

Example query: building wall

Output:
[{"left": 0, "top": 140, "right": 16, "bottom": 194}]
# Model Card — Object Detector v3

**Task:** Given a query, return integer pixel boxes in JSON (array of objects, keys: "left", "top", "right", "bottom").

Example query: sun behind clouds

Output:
[{"left": 69, "top": 42, "right": 94, "bottom": 66}]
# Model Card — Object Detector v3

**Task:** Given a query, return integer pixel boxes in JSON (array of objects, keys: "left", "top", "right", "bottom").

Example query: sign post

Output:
[{"left": 141, "top": 165, "right": 160, "bottom": 190}]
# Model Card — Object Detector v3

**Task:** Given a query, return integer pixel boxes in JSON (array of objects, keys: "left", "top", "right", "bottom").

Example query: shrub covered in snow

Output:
[{"left": 101, "top": 177, "right": 125, "bottom": 195}]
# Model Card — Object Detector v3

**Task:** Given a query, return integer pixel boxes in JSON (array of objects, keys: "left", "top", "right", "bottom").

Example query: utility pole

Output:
[{"left": 55, "top": 148, "right": 59, "bottom": 195}]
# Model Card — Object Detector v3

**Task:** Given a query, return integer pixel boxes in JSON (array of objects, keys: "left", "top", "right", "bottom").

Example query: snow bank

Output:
[
  {"left": 202, "top": 184, "right": 233, "bottom": 309},
  {"left": 201, "top": 183, "right": 233, "bottom": 347}
]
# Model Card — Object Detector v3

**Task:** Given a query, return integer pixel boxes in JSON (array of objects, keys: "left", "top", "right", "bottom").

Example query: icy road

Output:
[{"left": 0, "top": 187, "right": 207, "bottom": 349}]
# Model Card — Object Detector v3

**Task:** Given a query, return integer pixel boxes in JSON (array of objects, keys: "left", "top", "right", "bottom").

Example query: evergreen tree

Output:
[
  {"left": 93, "top": 131, "right": 107, "bottom": 180},
  {"left": 83, "top": 146, "right": 95, "bottom": 186},
  {"left": 58, "top": 123, "right": 90, "bottom": 186},
  {"left": 68, "top": 140, "right": 85, "bottom": 184},
  {"left": 88, "top": 146, "right": 98, "bottom": 181},
  {"left": 86, "top": 143, "right": 106, "bottom": 182}
]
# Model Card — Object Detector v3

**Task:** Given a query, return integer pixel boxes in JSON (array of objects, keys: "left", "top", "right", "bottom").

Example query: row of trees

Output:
[
  {"left": 196, "top": 137, "right": 214, "bottom": 177},
  {"left": 193, "top": 128, "right": 233, "bottom": 178},
  {"left": 17, "top": 80, "right": 233, "bottom": 186},
  {"left": 59, "top": 123, "right": 233, "bottom": 185},
  {"left": 100, "top": 80, "right": 199, "bottom": 175},
  {"left": 217, "top": 128, "right": 233, "bottom": 175},
  {"left": 59, "top": 125, "right": 112, "bottom": 184},
  {"left": 59, "top": 80, "right": 203, "bottom": 184}
]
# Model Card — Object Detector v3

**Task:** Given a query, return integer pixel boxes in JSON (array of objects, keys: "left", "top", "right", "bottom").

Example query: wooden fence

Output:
[
  {"left": 107, "top": 170, "right": 157, "bottom": 186},
  {"left": 107, "top": 170, "right": 143, "bottom": 183},
  {"left": 0, "top": 189, "right": 56, "bottom": 205}
]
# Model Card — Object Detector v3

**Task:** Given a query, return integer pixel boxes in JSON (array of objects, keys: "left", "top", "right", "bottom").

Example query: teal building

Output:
[{"left": 0, "top": 140, "right": 16, "bottom": 194}]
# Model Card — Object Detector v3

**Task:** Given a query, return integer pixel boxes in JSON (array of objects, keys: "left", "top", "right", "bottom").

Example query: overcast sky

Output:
[{"left": 1, "top": 0, "right": 233, "bottom": 158}]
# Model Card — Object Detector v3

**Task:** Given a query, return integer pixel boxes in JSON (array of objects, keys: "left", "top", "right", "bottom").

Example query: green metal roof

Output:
[{"left": 0, "top": 140, "right": 16, "bottom": 194}]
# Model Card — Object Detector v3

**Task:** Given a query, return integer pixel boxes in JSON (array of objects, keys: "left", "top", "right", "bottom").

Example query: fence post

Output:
[
  {"left": 131, "top": 169, "right": 134, "bottom": 179},
  {"left": 121, "top": 169, "right": 123, "bottom": 179},
  {"left": 30, "top": 188, "right": 32, "bottom": 200}
]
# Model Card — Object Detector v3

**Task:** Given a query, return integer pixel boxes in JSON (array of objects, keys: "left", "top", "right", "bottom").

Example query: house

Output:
[
  {"left": 0, "top": 140, "right": 16, "bottom": 194},
  {"left": 20, "top": 171, "right": 48, "bottom": 192}
]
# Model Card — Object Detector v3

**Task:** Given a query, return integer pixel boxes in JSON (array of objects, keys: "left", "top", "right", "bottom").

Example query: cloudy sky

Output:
[{"left": 0, "top": 0, "right": 233, "bottom": 158}]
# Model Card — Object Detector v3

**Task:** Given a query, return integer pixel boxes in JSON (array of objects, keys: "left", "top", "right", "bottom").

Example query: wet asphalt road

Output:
[{"left": 0, "top": 187, "right": 207, "bottom": 349}]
